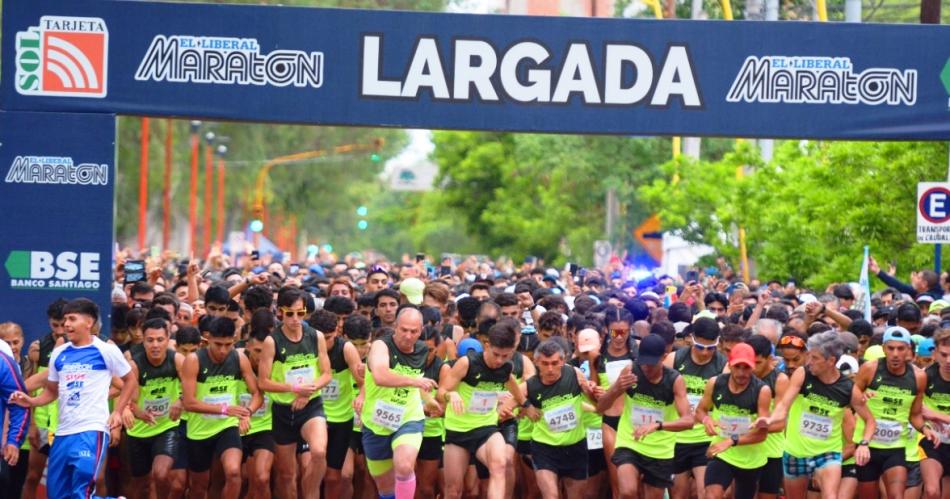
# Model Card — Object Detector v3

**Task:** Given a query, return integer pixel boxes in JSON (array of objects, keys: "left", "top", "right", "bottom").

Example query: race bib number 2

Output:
[
  {"left": 287, "top": 366, "right": 315, "bottom": 387},
  {"left": 718, "top": 415, "right": 751, "bottom": 438},
  {"left": 469, "top": 391, "right": 499, "bottom": 415},
  {"left": 587, "top": 428, "right": 604, "bottom": 449}
]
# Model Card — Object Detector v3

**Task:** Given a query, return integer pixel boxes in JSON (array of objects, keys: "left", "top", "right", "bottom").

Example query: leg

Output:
[
  {"left": 564, "top": 477, "right": 589, "bottom": 499},
  {"left": 219, "top": 448, "right": 243, "bottom": 499},
  {"left": 644, "top": 482, "right": 669, "bottom": 499},
  {"left": 533, "top": 470, "right": 560, "bottom": 499},
  {"left": 392, "top": 439, "right": 421, "bottom": 499},
  {"left": 339, "top": 449, "right": 355, "bottom": 499},
  {"left": 920, "top": 459, "right": 944, "bottom": 499},
  {"left": 151, "top": 455, "right": 175, "bottom": 498},
  {"left": 300, "top": 417, "right": 328, "bottom": 499},
  {"left": 273, "top": 443, "right": 299, "bottom": 499},
  {"left": 503, "top": 444, "right": 516, "bottom": 499},
  {"left": 415, "top": 459, "right": 440, "bottom": 499},
  {"left": 839, "top": 477, "right": 858, "bottom": 499},
  {"left": 67, "top": 432, "right": 109, "bottom": 499},
  {"left": 615, "top": 463, "right": 641, "bottom": 499},
  {"left": 785, "top": 476, "right": 812, "bottom": 499},
  {"left": 814, "top": 465, "right": 842, "bottom": 499},
  {"left": 443, "top": 445, "right": 470, "bottom": 499},
  {"left": 473, "top": 434, "right": 507, "bottom": 499},
  {"left": 602, "top": 423, "right": 620, "bottom": 499},
  {"left": 881, "top": 464, "right": 908, "bottom": 499},
  {"left": 251, "top": 449, "right": 274, "bottom": 499},
  {"left": 22, "top": 447, "right": 49, "bottom": 499},
  {"left": 693, "top": 466, "right": 709, "bottom": 499}
]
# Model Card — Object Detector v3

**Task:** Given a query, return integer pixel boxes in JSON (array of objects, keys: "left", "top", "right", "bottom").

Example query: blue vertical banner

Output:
[{"left": 0, "top": 111, "right": 116, "bottom": 345}]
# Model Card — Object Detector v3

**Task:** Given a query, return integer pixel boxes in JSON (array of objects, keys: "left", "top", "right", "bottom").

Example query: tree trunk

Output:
[{"left": 921, "top": 0, "right": 941, "bottom": 23}]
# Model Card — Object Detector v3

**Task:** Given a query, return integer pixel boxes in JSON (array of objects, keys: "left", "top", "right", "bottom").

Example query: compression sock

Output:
[{"left": 394, "top": 473, "right": 416, "bottom": 499}]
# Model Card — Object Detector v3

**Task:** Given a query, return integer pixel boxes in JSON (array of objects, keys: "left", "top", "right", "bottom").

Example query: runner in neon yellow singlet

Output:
[
  {"left": 181, "top": 317, "right": 261, "bottom": 499},
  {"left": 438, "top": 318, "right": 526, "bottom": 499},
  {"left": 756, "top": 331, "right": 875, "bottom": 499},
  {"left": 852, "top": 327, "right": 938, "bottom": 499},
  {"left": 122, "top": 319, "right": 186, "bottom": 499},
  {"left": 359, "top": 308, "right": 440, "bottom": 499},
  {"left": 694, "top": 343, "right": 772, "bottom": 499}
]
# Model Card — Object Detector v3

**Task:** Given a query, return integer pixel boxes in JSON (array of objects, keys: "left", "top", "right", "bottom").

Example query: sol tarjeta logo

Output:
[
  {"left": 4, "top": 251, "right": 101, "bottom": 291},
  {"left": 15, "top": 16, "right": 109, "bottom": 98}
]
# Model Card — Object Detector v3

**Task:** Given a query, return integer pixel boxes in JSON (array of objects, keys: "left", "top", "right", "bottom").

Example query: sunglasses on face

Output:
[
  {"left": 691, "top": 336, "right": 719, "bottom": 351},
  {"left": 610, "top": 328, "right": 628, "bottom": 337},
  {"left": 281, "top": 307, "right": 308, "bottom": 318}
]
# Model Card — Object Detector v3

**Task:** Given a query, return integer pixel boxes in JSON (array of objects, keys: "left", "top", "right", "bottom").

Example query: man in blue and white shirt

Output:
[{"left": 10, "top": 298, "right": 137, "bottom": 499}]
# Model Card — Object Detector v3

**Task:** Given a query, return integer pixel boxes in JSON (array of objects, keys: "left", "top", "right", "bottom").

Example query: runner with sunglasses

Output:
[
  {"left": 777, "top": 333, "right": 808, "bottom": 375},
  {"left": 664, "top": 317, "right": 727, "bottom": 499},
  {"left": 600, "top": 308, "right": 640, "bottom": 499},
  {"left": 753, "top": 331, "right": 875, "bottom": 499},
  {"left": 257, "top": 288, "right": 333, "bottom": 499}
]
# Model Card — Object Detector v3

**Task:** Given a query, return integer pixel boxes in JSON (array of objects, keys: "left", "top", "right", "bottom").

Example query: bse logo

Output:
[
  {"left": 4, "top": 251, "right": 101, "bottom": 291},
  {"left": 15, "top": 16, "right": 108, "bottom": 98}
]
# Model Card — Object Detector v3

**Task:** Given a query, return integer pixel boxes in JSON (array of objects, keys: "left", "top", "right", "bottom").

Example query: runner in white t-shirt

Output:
[{"left": 10, "top": 298, "right": 137, "bottom": 499}]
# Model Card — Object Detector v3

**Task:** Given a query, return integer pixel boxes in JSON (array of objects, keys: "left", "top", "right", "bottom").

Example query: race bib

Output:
[
  {"left": 936, "top": 421, "right": 950, "bottom": 444},
  {"left": 799, "top": 412, "right": 832, "bottom": 440},
  {"left": 544, "top": 404, "right": 578, "bottom": 433},
  {"left": 606, "top": 360, "right": 632, "bottom": 385},
  {"left": 203, "top": 394, "right": 232, "bottom": 419},
  {"left": 323, "top": 379, "right": 341, "bottom": 401},
  {"left": 718, "top": 414, "right": 751, "bottom": 438},
  {"left": 287, "top": 366, "right": 315, "bottom": 387},
  {"left": 239, "top": 393, "right": 268, "bottom": 418},
  {"left": 631, "top": 405, "right": 664, "bottom": 426},
  {"left": 372, "top": 400, "right": 405, "bottom": 432},
  {"left": 686, "top": 393, "right": 702, "bottom": 413},
  {"left": 872, "top": 420, "right": 903, "bottom": 445},
  {"left": 143, "top": 397, "right": 170, "bottom": 417},
  {"left": 587, "top": 428, "right": 604, "bottom": 449},
  {"left": 469, "top": 391, "right": 499, "bottom": 415}
]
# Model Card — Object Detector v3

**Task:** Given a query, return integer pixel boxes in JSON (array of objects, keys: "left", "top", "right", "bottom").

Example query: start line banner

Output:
[{"left": 3, "top": 0, "right": 950, "bottom": 140}]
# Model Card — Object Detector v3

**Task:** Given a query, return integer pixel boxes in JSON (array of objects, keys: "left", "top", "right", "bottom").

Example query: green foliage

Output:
[
  {"left": 640, "top": 140, "right": 950, "bottom": 288},
  {"left": 418, "top": 132, "right": 671, "bottom": 265}
]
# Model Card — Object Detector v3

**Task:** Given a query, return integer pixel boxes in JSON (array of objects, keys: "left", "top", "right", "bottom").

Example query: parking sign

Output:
[{"left": 917, "top": 182, "right": 950, "bottom": 243}]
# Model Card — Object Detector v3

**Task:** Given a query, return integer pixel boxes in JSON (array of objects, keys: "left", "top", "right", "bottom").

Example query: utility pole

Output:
[{"left": 921, "top": 0, "right": 940, "bottom": 23}]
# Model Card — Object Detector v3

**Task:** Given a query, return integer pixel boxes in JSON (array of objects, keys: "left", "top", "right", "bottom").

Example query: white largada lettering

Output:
[
  {"left": 727, "top": 56, "right": 916, "bottom": 106},
  {"left": 360, "top": 35, "right": 703, "bottom": 107},
  {"left": 135, "top": 35, "right": 323, "bottom": 88}
]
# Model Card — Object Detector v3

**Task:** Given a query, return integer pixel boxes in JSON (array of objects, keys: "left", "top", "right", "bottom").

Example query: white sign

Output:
[
  {"left": 917, "top": 182, "right": 950, "bottom": 243},
  {"left": 594, "top": 240, "right": 612, "bottom": 269}
]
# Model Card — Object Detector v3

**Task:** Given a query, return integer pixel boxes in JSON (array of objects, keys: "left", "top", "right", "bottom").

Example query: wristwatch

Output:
[
  {"left": 858, "top": 439, "right": 869, "bottom": 447},
  {"left": 657, "top": 421, "right": 664, "bottom": 431},
  {"left": 730, "top": 434, "right": 740, "bottom": 447}
]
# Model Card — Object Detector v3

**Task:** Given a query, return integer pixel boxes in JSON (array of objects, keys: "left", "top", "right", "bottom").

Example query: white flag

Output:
[{"left": 858, "top": 246, "right": 872, "bottom": 322}]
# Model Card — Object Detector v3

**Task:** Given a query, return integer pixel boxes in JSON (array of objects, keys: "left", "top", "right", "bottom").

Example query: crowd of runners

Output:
[{"left": 0, "top": 251, "right": 946, "bottom": 499}]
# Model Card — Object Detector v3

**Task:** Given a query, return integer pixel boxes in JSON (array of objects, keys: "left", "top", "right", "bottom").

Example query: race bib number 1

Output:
[
  {"left": 372, "top": 400, "right": 405, "bottom": 432},
  {"left": 203, "top": 394, "right": 232, "bottom": 419}
]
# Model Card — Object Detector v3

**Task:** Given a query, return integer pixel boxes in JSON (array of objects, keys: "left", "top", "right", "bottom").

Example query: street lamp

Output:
[
  {"left": 203, "top": 130, "right": 216, "bottom": 256},
  {"left": 215, "top": 143, "right": 228, "bottom": 244},
  {"left": 188, "top": 121, "right": 202, "bottom": 257}
]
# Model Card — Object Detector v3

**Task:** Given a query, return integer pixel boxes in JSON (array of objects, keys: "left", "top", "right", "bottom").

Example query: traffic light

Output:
[
  {"left": 357, "top": 220, "right": 368, "bottom": 230},
  {"left": 356, "top": 206, "right": 368, "bottom": 217}
]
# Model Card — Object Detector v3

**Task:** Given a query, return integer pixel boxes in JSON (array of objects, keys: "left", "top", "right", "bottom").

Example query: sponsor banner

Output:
[
  {"left": 3, "top": 1, "right": 950, "bottom": 139},
  {"left": 0, "top": 110, "right": 115, "bottom": 345}
]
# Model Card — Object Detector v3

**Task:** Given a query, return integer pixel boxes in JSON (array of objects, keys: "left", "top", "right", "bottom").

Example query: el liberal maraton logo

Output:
[{"left": 4, "top": 251, "right": 101, "bottom": 291}]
